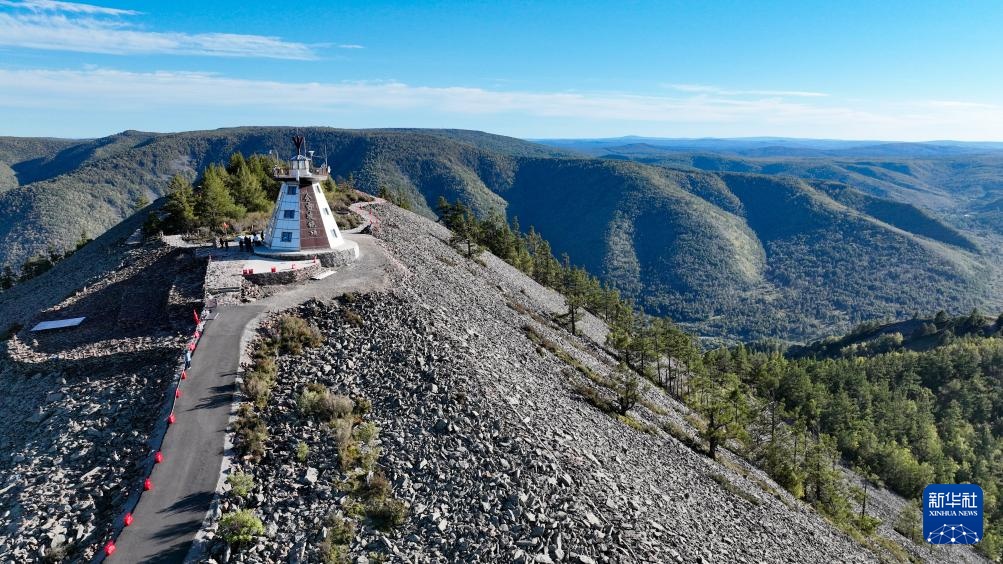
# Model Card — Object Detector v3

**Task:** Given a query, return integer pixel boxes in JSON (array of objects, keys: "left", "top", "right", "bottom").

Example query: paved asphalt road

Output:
[
  {"left": 111, "top": 303, "right": 264, "bottom": 563},
  {"left": 110, "top": 234, "right": 388, "bottom": 563}
]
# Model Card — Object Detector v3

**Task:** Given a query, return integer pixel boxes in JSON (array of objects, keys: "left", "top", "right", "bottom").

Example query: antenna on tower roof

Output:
[{"left": 292, "top": 135, "right": 305, "bottom": 156}]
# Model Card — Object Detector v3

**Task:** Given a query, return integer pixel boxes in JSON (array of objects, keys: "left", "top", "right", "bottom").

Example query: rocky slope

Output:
[
  {"left": 207, "top": 204, "right": 979, "bottom": 563},
  {"left": 0, "top": 242, "right": 204, "bottom": 561}
]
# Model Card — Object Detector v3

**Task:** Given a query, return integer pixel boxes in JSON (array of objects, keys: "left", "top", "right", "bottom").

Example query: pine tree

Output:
[
  {"left": 227, "top": 152, "right": 247, "bottom": 174},
  {"left": 447, "top": 202, "right": 480, "bottom": 258},
  {"left": 614, "top": 364, "right": 640, "bottom": 415},
  {"left": 162, "top": 175, "right": 197, "bottom": 233},
  {"left": 228, "top": 163, "right": 271, "bottom": 213},
  {"left": 691, "top": 362, "right": 749, "bottom": 459},
  {"left": 196, "top": 165, "right": 244, "bottom": 230},
  {"left": 562, "top": 255, "right": 588, "bottom": 336}
]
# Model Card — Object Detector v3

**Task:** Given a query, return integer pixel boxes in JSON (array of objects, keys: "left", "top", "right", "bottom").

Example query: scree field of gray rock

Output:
[{"left": 209, "top": 203, "right": 948, "bottom": 564}]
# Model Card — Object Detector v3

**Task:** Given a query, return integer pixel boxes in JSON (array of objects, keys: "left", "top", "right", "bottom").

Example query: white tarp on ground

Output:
[{"left": 31, "top": 317, "right": 86, "bottom": 331}]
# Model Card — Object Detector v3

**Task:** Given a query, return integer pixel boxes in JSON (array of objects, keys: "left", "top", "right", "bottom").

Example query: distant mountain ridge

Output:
[
  {"left": 539, "top": 136, "right": 1003, "bottom": 157},
  {"left": 0, "top": 126, "right": 998, "bottom": 341}
]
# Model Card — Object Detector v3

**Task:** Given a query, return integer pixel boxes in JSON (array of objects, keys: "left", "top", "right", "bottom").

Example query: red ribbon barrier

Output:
[{"left": 123, "top": 513, "right": 133, "bottom": 527}]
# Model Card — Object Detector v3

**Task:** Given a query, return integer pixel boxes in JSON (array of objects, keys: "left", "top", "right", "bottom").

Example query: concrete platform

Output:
[{"left": 253, "top": 238, "right": 360, "bottom": 267}]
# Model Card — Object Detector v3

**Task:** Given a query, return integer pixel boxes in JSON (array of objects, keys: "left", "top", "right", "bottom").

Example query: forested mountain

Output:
[
  {"left": 542, "top": 137, "right": 1003, "bottom": 232},
  {"left": 1, "top": 127, "right": 999, "bottom": 341},
  {"left": 726, "top": 312, "right": 1003, "bottom": 559}
]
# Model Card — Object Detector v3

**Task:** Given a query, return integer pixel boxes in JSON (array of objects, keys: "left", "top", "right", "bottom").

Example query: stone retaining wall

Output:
[{"left": 244, "top": 263, "right": 322, "bottom": 286}]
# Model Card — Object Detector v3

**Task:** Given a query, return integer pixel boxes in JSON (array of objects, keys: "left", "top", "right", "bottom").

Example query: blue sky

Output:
[{"left": 1, "top": 0, "right": 1002, "bottom": 140}]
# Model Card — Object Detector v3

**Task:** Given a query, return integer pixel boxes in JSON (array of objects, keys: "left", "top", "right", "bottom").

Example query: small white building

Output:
[
  {"left": 263, "top": 146, "right": 342, "bottom": 251},
  {"left": 260, "top": 136, "right": 359, "bottom": 264}
]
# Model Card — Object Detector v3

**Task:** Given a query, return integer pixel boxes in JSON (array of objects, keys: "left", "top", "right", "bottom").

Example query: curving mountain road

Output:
[{"left": 110, "top": 233, "right": 388, "bottom": 562}]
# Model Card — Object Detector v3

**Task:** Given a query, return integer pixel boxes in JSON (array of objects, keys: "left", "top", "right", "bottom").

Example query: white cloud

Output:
[
  {"left": 0, "top": 0, "right": 137, "bottom": 16},
  {"left": 0, "top": 68, "right": 850, "bottom": 121},
  {"left": 666, "top": 83, "right": 829, "bottom": 98},
  {"left": 337, "top": 44, "right": 364, "bottom": 49},
  {"left": 1, "top": 67, "right": 1002, "bottom": 140},
  {"left": 0, "top": 1, "right": 317, "bottom": 59}
]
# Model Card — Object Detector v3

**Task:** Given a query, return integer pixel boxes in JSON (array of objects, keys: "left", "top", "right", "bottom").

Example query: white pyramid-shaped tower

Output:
[{"left": 262, "top": 136, "right": 345, "bottom": 253}]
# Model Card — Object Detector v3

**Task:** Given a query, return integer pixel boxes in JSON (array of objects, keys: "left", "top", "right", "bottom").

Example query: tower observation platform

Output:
[{"left": 257, "top": 136, "right": 360, "bottom": 266}]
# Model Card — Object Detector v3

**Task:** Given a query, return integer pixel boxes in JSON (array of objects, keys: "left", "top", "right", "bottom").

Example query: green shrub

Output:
[
  {"left": 358, "top": 445, "right": 380, "bottom": 473},
  {"left": 661, "top": 420, "right": 704, "bottom": 453},
  {"left": 243, "top": 355, "right": 277, "bottom": 408},
  {"left": 325, "top": 513, "right": 356, "bottom": 545},
  {"left": 330, "top": 417, "right": 353, "bottom": 447},
  {"left": 227, "top": 472, "right": 255, "bottom": 498},
  {"left": 854, "top": 514, "right": 881, "bottom": 536},
  {"left": 614, "top": 365, "right": 640, "bottom": 415},
  {"left": 276, "top": 315, "right": 323, "bottom": 355},
  {"left": 365, "top": 472, "right": 391, "bottom": 501},
  {"left": 344, "top": 499, "right": 366, "bottom": 519},
  {"left": 353, "top": 422, "right": 378, "bottom": 444},
  {"left": 298, "top": 383, "right": 354, "bottom": 421},
  {"left": 338, "top": 440, "right": 362, "bottom": 471},
  {"left": 321, "top": 543, "right": 349, "bottom": 564},
  {"left": 343, "top": 310, "right": 364, "bottom": 327},
  {"left": 367, "top": 498, "right": 407, "bottom": 530},
  {"left": 219, "top": 510, "right": 265, "bottom": 547},
  {"left": 709, "top": 473, "right": 762, "bottom": 506},
  {"left": 243, "top": 376, "right": 271, "bottom": 409},
  {"left": 296, "top": 441, "right": 309, "bottom": 462},
  {"left": 234, "top": 405, "right": 268, "bottom": 460},
  {"left": 893, "top": 502, "right": 922, "bottom": 543},
  {"left": 617, "top": 414, "right": 658, "bottom": 435}
]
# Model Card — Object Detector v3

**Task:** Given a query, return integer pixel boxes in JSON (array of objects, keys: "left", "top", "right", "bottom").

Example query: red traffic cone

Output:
[
  {"left": 124, "top": 512, "right": 133, "bottom": 527},
  {"left": 154, "top": 451, "right": 163, "bottom": 464},
  {"left": 144, "top": 478, "right": 152, "bottom": 491},
  {"left": 167, "top": 413, "right": 176, "bottom": 425},
  {"left": 181, "top": 370, "right": 187, "bottom": 380},
  {"left": 175, "top": 388, "right": 182, "bottom": 399},
  {"left": 104, "top": 541, "right": 116, "bottom": 556}
]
